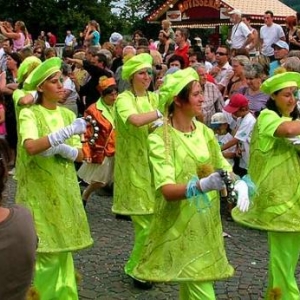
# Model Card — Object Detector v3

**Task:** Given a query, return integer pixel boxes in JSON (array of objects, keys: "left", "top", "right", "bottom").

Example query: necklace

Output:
[{"left": 170, "top": 117, "right": 195, "bottom": 138}]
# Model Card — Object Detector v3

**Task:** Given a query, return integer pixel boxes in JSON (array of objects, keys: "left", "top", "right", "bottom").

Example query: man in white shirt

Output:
[
  {"left": 209, "top": 45, "right": 233, "bottom": 94},
  {"left": 227, "top": 9, "right": 253, "bottom": 51},
  {"left": 259, "top": 10, "right": 285, "bottom": 61}
]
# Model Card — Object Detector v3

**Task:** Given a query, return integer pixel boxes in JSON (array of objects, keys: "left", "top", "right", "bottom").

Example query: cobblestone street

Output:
[{"left": 6, "top": 178, "right": 299, "bottom": 299}]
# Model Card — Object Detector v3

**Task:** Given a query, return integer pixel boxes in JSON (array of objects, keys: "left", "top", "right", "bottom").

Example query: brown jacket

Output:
[{"left": 82, "top": 100, "right": 115, "bottom": 163}]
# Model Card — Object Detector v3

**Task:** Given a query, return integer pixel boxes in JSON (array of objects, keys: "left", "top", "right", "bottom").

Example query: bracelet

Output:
[
  {"left": 156, "top": 109, "right": 163, "bottom": 119},
  {"left": 186, "top": 176, "right": 210, "bottom": 212}
]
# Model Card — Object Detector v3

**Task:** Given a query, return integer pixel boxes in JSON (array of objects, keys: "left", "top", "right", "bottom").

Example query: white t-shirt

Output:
[
  {"left": 234, "top": 112, "right": 256, "bottom": 169},
  {"left": 231, "top": 22, "right": 251, "bottom": 49},
  {"left": 260, "top": 23, "right": 285, "bottom": 56},
  {"left": 216, "top": 132, "right": 235, "bottom": 166}
]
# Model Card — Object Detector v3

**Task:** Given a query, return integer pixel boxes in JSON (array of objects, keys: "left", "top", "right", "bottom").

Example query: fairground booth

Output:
[{"left": 147, "top": 0, "right": 297, "bottom": 46}]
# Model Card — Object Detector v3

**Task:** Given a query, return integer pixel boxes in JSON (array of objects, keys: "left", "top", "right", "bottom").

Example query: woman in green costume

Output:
[
  {"left": 112, "top": 53, "right": 163, "bottom": 288},
  {"left": 132, "top": 68, "right": 249, "bottom": 299},
  {"left": 232, "top": 72, "right": 300, "bottom": 300},
  {"left": 16, "top": 57, "right": 93, "bottom": 299}
]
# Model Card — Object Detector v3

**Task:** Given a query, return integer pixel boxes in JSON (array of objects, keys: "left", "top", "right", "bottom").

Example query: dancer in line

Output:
[{"left": 17, "top": 57, "right": 93, "bottom": 299}]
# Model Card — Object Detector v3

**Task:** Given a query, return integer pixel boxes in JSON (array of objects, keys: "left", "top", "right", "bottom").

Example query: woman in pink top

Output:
[{"left": 0, "top": 21, "right": 27, "bottom": 51}]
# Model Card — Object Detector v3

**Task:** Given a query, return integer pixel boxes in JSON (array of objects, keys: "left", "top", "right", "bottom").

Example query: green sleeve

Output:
[
  {"left": 19, "top": 108, "right": 39, "bottom": 145},
  {"left": 257, "top": 109, "right": 287, "bottom": 152},
  {"left": 148, "top": 132, "right": 176, "bottom": 190},
  {"left": 115, "top": 91, "right": 137, "bottom": 125}
]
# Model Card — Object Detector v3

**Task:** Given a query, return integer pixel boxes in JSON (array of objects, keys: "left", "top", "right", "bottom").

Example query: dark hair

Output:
[
  {"left": 0, "top": 139, "right": 10, "bottom": 204},
  {"left": 189, "top": 51, "right": 205, "bottom": 63},
  {"left": 176, "top": 28, "right": 189, "bottom": 40},
  {"left": 95, "top": 53, "right": 108, "bottom": 67},
  {"left": 167, "top": 54, "right": 185, "bottom": 69},
  {"left": 266, "top": 90, "right": 300, "bottom": 120},
  {"left": 3, "top": 38, "right": 13, "bottom": 47},
  {"left": 133, "top": 30, "right": 144, "bottom": 39},
  {"left": 9, "top": 52, "right": 22, "bottom": 67},
  {"left": 137, "top": 37, "right": 149, "bottom": 47},
  {"left": 205, "top": 44, "right": 216, "bottom": 54},
  {"left": 168, "top": 80, "right": 196, "bottom": 114},
  {"left": 265, "top": 10, "right": 274, "bottom": 18},
  {"left": 102, "top": 85, "right": 118, "bottom": 96}
]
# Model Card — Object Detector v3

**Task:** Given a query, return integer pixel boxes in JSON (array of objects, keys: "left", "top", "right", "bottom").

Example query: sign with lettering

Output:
[{"left": 178, "top": 0, "right": 221, "bottom": 13}]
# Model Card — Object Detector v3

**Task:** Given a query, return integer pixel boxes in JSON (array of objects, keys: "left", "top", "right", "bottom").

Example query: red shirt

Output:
[
  {"left": 174, "top": 43, "right": 189, "bottom": 68},
  {"left": 48, "top": 34, "right": 57, "bottom": 47}
]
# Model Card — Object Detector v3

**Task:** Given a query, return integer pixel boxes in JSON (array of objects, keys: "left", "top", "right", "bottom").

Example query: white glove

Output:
[
  {"left": 48, "top": 118, "right": 87, "bottom": 147},
  {"left": 151, "top": 119, "right": 163, "bottom": 129},
  {"left": 234, "top": 180, "right": 250, "bottom": 212},
  {"left": 40, "top": 144, "right": 78, "bottom": 161},
  {"left": 199, "top": 172, "right": 225, "bottom": 193}
]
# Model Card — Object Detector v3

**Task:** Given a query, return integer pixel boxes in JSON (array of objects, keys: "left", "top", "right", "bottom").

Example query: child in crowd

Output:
[
  {"left": 161, "top": 19, "right": 175, "bottom": 59},
  {"left": 222, "top": 94, "right": 256, "bottom": 177},
  {"left": 210, "top": 112, "right": 236, "bottom": 167}
]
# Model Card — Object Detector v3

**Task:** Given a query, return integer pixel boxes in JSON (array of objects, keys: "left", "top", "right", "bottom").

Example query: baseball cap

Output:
[
  {"left": 109, "top": 32, "right": 123, "bottom": 45},
  {"left": 228, "top": 9, "right": 242, "bottom": 16},
  {"left": 210, "top": 112, "right": 228, "bottom": 128},
  {"left": 223, "top": 94, "right": 249, "bottom": 113},
  {"left": 272, "top": 40, "right": 289, "bottom": 51}
]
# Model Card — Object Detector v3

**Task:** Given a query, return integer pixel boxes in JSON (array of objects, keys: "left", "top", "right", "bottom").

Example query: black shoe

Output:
[
  {"left": 115, "top": 214, "right": 131, "bottom": 221},
  {"left": 133, "top": 278, "right": 153, "bottom": 290}
]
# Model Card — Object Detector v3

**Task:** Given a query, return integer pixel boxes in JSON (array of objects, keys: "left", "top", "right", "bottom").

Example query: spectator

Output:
[
  {"left": 0, "top": 138, "right": 37, "bottom": 300},
  {"left": 167, "top": 54, "right": 185, "bottom": 69},
  {"left": 47, "top": 31, "right": 57, "bottom": 47},
  {"left": 210, "top": 45, "right": 233, "bottom": 94},
  {"left": 259, "top": 10, "right": 285, "bottom": 62},
  {"left": 222, "top": 93, "right": 256, "bottom": 177},
  {"left": 174, "top": 28, "right": 190, "bottom": 68},
  {"left": 194, "top": 63, "right": 224, "bottom": 125},
  {"left": 227, "top": 9, "right": 253, "bottom": 51},
  {"left": 205, "top": 44, "right": 217, "bottom": 66},
  {"left": 269, "top": 40, "right": 289, "bottom": 76},
  {"left": 84, "top": 20, "right": 100, "bottom": 48},
  {"left": 242, "top": 15, "right": 260, "bottom": 57},
  {"left": 64, "top": 30, "right": 76, "bottom": 48}
]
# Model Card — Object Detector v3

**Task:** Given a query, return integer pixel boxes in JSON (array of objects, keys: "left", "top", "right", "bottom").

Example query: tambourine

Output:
[
  {"left": 81, "top": 115, "right": 100, "bottom": 145},
  {"left": 219, "top": 170, "right": 237, "bottom": 204}
]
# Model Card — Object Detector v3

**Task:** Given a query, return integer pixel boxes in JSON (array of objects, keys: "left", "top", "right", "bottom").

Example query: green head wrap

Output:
[
  {"left": 18, "top": 56, "right": 42, "bottom": 85},
  {"left": 122, "top": 53, "right": 153, "bottom": 80},
  {"left": 24, "top": 57, "right": 62, "bottom": 91},
  {"left": 260, "top": 72, "right": 300, "bottom": 95},
  {"left": 159, "top": 67, "right": 199, "bottom": 110}
]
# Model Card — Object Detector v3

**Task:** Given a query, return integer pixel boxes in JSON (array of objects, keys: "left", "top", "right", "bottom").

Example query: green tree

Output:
[{"left": 0, "top": 0, "right": 117, "bottom": 42}]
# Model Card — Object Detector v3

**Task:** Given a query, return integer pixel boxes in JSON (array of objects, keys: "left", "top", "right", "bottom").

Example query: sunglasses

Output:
[{"left": 216, "top": 52, "right": 227, "bottom": 56}]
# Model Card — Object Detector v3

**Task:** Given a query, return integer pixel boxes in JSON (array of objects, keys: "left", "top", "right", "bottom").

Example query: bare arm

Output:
[
  {"left": 243, "top": 33, "right": 254, "bottom": 48},
  {"left": 161, "top": 183, "right": 188, "bottom": 201},
  {"left": 221, "top": 137, "right": 239, "bottom": 151},
  {"left": 128, "top": 110, "right": 160, "bottom": 127},
  {"left": 275, "top": 121, "right": 300, "bottom": 137},
  {"left": 0, "top": 25, "right": 20, "bottom": 40}
]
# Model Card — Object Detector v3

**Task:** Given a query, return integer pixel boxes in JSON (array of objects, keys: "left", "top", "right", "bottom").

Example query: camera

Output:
[{"left": 155, "top": 64, "right": 162, "bottom": 70}]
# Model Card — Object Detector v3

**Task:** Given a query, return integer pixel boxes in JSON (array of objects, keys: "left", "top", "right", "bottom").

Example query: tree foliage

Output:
[{"left": 0, "top": 0, "right": 122, "bottom": 42}]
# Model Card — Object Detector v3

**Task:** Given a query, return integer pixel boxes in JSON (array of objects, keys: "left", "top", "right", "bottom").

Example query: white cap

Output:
[
  {"left": 109, "top": 32, "right": 123, "bottom": 45},
  {"left": 210, "top": 112, "right": 228, "bottom": 128},
  {"left": 228, "top": 9, "right": 242, "bottom": 16}
]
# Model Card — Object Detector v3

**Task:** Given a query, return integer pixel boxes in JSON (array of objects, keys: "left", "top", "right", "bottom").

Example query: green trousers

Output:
[
  {"left": 179, "top": 281, "right": 215, "bottom": 300},
  {"left": 34, "top": 252, "right": 78, "bottom": 300},
  {"left": 125, "top": 214, "right": 153, "bottom": 278},
  {"left": 266, "top": 231, "right": 300, "bottom": 300}
]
